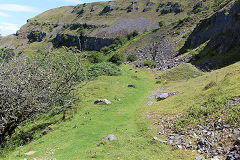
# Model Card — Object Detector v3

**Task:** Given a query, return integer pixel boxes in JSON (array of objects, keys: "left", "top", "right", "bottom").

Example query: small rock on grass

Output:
[
  {"left": 153, "top": 137, "right": 167, "bottom": 143},
  {"left": 104, "top": 134, "right": 117, "bottom": 141},
  {"left": 156, "top": 92, "right": 169, "bottom": 101},
  {"left": 146, "top": 101, "right": 156, "bottom": 105},
  {"left": 128, "top": 84, "right": 136, "bottom": 88},
  {"left": 24, "top": 151, "right": 36, "bottom": 156},
  {"left": 94, "top": 99, "right": 111, "bottom": 104}
]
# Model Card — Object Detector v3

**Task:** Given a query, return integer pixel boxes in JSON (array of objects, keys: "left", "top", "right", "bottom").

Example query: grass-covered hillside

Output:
[
  {"left": 2, "top": 65, "right": 195, "bottom": 160},
  {"left": 0, "top": 0, "right": 229, "bottom": 53},
  {"left": 0, "top": 0, "right": 240, "bottom": 159},
  {"left": 2, "top": 61, "right": 240, "bottom": 160}
]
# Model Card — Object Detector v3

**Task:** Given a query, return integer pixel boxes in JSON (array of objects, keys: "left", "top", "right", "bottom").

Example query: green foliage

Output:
[
  {"left": 127, "top": 54, "right": 138, "bottom": 62},
  {"left": 224, "top": 11, "right": 229, "bottom": 16},
  {"left": 87, "top": 62, "right": 121, "bottom": 79},
  {"left": 109, "top": 53, "right": 126, "bottom": 65},
  {"left": 226, "top": 104, "right": 240, "bottom": 124},
  {"left": 175, "top": 95, "right": 240, "bottom": 131},
  {"left": 77, "top": 29, "right": 85, "bottom": 36},
  {"left": 87, "top": 51, "right": 105, "bottom": 63},
  {"left": 100, "top": 46, "right": 112, "bottom": 55},
  {"left": 187, "top": 49, "right": 198, "bottom": 55},
  {"left": 142, "top": 60, "right": 156, "bottom": 68},
  {"left": 193, "top": 7, "right": 210, "bottom": 14},
  {"left": 113, "top": 36, "right": 127, "bottom": 46},
  {"left": 63, "top": 34, "right": 69, "bottom": 41},
  {"left": 0, "top": 48, "right": 15, "bottom": 60},
  {"left": 126, "top": 30, "right": 139, "bottom": 40},
  {"left": 158, "top": 21, "right": 166, "bottom": 27},
  {"left": 100, "top": 36, "right": 126, "bottom": 55},
  {"left": 156, "top": 80, "right": 161, "bottom": 84}
]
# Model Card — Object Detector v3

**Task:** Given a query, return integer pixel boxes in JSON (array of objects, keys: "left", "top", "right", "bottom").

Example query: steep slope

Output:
[
  {"left": 180, "top": 0, "right": 240, "bottom": 70},
  {"left": 0, "top": 0, "right": 217, "bottom": 52},
  {"left": 1, "top": 0, "right": 236, "bottom": 71}
]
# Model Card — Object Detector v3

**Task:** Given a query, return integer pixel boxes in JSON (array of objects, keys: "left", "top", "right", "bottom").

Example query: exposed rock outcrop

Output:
[
  {"left": 91, "top": 5, "right": 99, "bottom": 12},
  {"left": 127, "top": 1, "right": 139, "bottom": 12},
  {"left": 100, "top": 2, "right": 118, "bottom": 15},
  {"left": 180, "top": 1, "right": 240, "bottom": 70},
  {"left": 51, "top": 34, "right": 113, "bottom": 51},
  {"left": 77, "top": 8, "right": 86, "bottom": 15},
  {"left": 183, "top": 2, "right": 240, "bottom": 53},
  {"left": 156, "top": 2, "right": 165, "bottom": 12},
  {"left": 143, "top": 1, "right": 156, "bottom": 12},
  {"left": 193, "top": 1, "right": 204, "bottom": 10},
  {"left": 27, "top": 31, "right": 46, "bottom": 43},
  {"left": 161, "top": 2, "right": 184, "bottom": 14}
]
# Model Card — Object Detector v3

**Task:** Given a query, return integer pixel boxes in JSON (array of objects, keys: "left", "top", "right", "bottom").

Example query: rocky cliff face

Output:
[
  {"left": 51, "top": 34, "right": 113, "bottom": 51},
  {"left": 0, "top": 0, "right": 197, "bottom": 52},
  {"left": 180, "top": 1, "right": 240, "bottom": 70},
  {"left": 184, "top": 1, "right": 240, "bottom": 53}
]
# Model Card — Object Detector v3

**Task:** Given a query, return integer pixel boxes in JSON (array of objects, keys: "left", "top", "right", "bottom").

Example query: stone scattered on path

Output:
[
  {"left": 146, "top": 115, "right": 153, "bottom": 118},
  {"left": 195, "top": 155, "right": 205, "bottom": 160},
  {"left": 24, "top": 151, "right": 36, "bottom": 156},
  {"left": 153, "top": 137, "right": 167, "bottom": 143},
  {"left": 104, "top": 134, "right": 117, "bottom": 141},
  {"left": 156, "top": 92, "right": 169, "bottom": 101},
  {"left": 94, "top": 99, "right": 111, "bottom": 105},
  {"left": 149, "top": 85, "right": 172, "bottom": 99},
  {"left": 155, "top": 113, "right": 240, "bottom": 159},
  {"left": 146, "top": 101, "right": 156, "bottom": 105}
]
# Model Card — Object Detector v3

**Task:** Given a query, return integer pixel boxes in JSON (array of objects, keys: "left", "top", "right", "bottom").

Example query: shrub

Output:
[
  {"left": 109, "top": 44, "right": 118, "bottom": 50},
  {"left": 100, "top": 46, "right": 112, "bottom": 55},
  {"left": 127, "top": 54, "right": 138, "bottom": 62},
  {"left": 0, "top": 48, "right": 15, "bottom": 61},
  {"left": 156, "top": 80, "right": 161, "bottom": 84},
  {"left": 127, "top": 30, "right": 139, "bottom": 40},
  {"left": 114, "top": 36, "right": 127, "bottom": 46},
  {"left": 142, "top": 60, "right": 156, "bottom": 68},
  {"left": 158, "top": 21, "right": 165, "bottom": 27},
  {"left": 87, "top": 62, "right": 121, "bottom": 79},
  {"left": 0, "top": 51, "right": 83, "bottom": 144},
  {"left": 87, "top": 51, "right": 105, "bottom": 63},
  {"left": 100, "top": 36, "right": 127, "bottom": 55},
  {"left": 109, "top": 53, "right": 126, "bottom": 65}
]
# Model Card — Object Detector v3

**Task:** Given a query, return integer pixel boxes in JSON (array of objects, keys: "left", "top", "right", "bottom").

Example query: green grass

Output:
[
  {"left": 147, "top": 61, "right": 240, "bottom": 129},
  {"left": 158, "top": 63, "right": 203, "bottom": 82},
  {"left": 2, "top": 60, "right": 240, "bottom": 160},
  {"left": 3, "top": 65, "right": 194, "bottom": 160}
]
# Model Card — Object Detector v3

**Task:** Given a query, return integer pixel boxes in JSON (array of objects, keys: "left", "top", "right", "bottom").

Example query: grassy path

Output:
[{"left": 6, "top": 66, "right": 194, "bottom": 160}]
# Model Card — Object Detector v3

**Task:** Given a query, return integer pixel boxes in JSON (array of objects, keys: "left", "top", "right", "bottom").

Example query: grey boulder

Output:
[
  {"left": 156, "top": 92, "right": 169, "bottom": 101},
  {"left": 104, "top": 134, "right": 117, "bottom": 141},
  {"left": 94, "top": 99, "right": 111, "bottom": 104}
]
